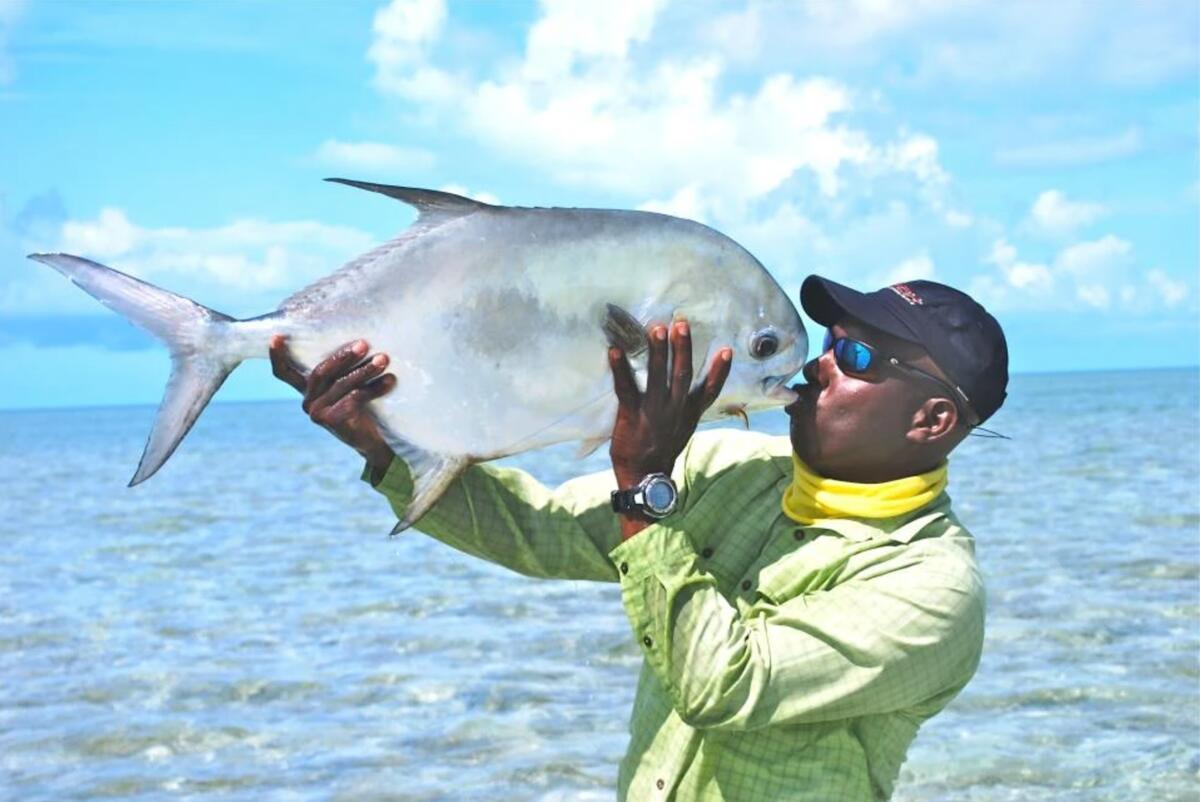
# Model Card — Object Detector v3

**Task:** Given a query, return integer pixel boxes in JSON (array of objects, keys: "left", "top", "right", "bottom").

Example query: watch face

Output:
[{"left": 645, "top": 480, "right": 675, "bottom": 513}]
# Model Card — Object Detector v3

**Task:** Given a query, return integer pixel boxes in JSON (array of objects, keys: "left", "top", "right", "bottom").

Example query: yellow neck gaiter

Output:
[{"left": 781, "top": 454, "right": 948, "bottom": 525}]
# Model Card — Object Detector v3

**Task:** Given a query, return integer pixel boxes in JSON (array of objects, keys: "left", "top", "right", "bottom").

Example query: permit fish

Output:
[{"left": 30, "top": 179, "right": 808, "bottom": 532}]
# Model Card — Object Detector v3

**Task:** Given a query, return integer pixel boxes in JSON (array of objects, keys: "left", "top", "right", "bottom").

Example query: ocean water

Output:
[{"left": 1, "top": 368, "right": 1197, "bottom": 801}]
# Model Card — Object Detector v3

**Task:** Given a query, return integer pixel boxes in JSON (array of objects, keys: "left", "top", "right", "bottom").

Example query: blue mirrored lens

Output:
[
  {"left": 849, "top": 341, "right": 873, "bottom": 372},
  {"left": 833, "top": 338, "right": 873, "bottom": 373},
  {"left": 822, "top": 329, "right": 834, "bottom": 353}
]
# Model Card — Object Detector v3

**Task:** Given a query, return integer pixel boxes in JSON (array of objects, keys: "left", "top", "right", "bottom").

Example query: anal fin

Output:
[{"left": 378, "top": 427, "right": 470, "bottom": 535}]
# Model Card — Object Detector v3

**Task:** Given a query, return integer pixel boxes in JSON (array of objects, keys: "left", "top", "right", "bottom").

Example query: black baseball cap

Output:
[{"left": 801, "top": 275, "right": 1009, "bottom": 424}]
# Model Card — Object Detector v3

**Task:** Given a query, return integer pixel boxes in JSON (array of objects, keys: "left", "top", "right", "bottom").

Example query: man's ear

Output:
[{"left": 907, "top": 397, "right": 959, "bottom": 443}]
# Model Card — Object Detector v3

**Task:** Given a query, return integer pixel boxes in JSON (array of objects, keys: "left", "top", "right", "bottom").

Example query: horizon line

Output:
[{"left": 2, "top": 363, "right": 1196, "bottom": 415}]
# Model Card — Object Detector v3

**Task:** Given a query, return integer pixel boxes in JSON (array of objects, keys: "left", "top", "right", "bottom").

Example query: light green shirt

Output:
[{"left": 365, "top": 429, "right": 985, "bottom": 801}]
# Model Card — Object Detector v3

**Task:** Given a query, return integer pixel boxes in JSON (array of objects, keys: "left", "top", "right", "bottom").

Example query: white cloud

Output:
[
  {"left": 438, "top": 183, "right": 500, "bottom": 205},
  {"left": 943, "top": 209, "right": 973, "bottom": 228},
  {"left": 8, "top": 209, "right": 377, "bottom": 316},
  {"left": 878, "top": 252, "right": 936, "bottom": 286},
  {"left": 1075, "top": 283, "right": 1110, "bottom": 309},
  {"left": 1028, "top": 190, "right": 1107, "bottom": 238},
  {"left": 637, "top": 183, "right": 707, "bottom": 222},
  {"left": 974, "top": 233, "right": 1191, "bottom": 313},
  {"left": 364, "top": 0, "right": 945, "bottom": 217},
  {"left": 1054, "top": 234, "right": 1132, "bottom": 278},
  {"left": 986, "top": 238, "right": 1054, "bottom": 293},
  {"left": 995, "top": 127, "right": 1142, "bottom": 167},
  {"left": 314, "top": 139, "right": 435, "bottom": 172},
  {"left": 1147, "top": 269, "right": 1189, "bottom": 307},
  {"left": 368, "top": 0, "right": 446, "bottom": 94},
  {"left": 523, "top": 0, "right": 666, "bottom": 80}
]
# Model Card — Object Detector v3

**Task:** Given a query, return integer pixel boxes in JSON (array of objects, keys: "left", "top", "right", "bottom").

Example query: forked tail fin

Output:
[{"left": 28, "top": 253, "right": 251, "bottom": 485}]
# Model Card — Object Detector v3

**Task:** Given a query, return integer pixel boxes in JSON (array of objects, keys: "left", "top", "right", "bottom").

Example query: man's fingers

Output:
[
  {"left": 303, "top": 339, "right": 369, "bottom": 412},
  {"left": 668, "top": 320, "right": 693, "bottom": 410},
  {"left": 321, "top": 374, "right": 396, "bottom": 427},
  {"left": 310, "top": 353, "right": 390, "bottom": 416},
  {"left": 609, "top": 347, "right": 640, "bottom": 406},
  {"left": 690, "top": 347, "right": 733, "bottom": 414},
  {"left": 269, "top": 334, "right": 308, "bottom": 393},
  {"left": 644, "top": 324, "right": 669, "bottom": 406}
]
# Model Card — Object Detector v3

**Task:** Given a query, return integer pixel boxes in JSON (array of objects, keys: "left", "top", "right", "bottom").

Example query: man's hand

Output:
[
  {"left": 269, "top": 335, "right": 397, "bottom": 480},
  {"left": 608, "top": 320, "right": 732, "bottom": 538}
]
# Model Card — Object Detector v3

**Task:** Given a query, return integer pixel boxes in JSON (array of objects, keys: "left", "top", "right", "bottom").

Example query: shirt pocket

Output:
[{"left": 754, "top": 538, "right": 852, "bottom": 605}]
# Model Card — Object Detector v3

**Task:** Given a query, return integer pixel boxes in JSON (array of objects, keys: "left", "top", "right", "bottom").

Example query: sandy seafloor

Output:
[{"left": 1, "top": 367, "right": 1197, "bottom": 801}]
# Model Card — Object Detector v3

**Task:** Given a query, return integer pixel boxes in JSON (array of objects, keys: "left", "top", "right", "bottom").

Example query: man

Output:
[{"left": 269, "top": 275, "right": 1009, "bottom": 801}]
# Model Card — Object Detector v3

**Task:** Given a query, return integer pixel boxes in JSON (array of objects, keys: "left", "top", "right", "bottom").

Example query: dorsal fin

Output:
[{"left": 324, "top": 178, "right": 493, "bottom": 225}]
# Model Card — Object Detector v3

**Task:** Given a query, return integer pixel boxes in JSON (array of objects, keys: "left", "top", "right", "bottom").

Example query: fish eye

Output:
[{"left": 749, "top": 329, "right": 779, "bottom": 360}]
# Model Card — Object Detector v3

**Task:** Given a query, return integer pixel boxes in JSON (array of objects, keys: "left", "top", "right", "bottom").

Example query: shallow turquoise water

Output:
[{"left": 1, "top": 368, "right": 1197, "bottom": 800}]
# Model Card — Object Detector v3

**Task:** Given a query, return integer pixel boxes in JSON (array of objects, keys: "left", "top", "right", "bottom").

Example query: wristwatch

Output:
[{"left": 611, "top": 473, "right": 678, "bottom": 520}]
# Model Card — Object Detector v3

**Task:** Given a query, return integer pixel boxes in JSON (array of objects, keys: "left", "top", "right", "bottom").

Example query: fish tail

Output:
[{"left": 28, "top": 253, "right": 250, "bottom": 486}]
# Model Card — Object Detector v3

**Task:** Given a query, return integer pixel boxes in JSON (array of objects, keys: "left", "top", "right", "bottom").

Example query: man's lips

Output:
[{"left": 783, "top": 382, "right": 816, "bottom": 415}]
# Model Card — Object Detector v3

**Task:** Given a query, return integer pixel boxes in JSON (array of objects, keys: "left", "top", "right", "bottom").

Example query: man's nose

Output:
[
  {"left": 802, "top": 357, "right": 822, "bottom": 385},
  {"left": 804, "top": 347, "right": 837, "bottom": 385}
]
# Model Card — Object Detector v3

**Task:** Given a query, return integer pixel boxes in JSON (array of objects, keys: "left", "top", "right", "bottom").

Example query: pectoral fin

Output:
[
  {"left": 722, "top": 404, "right": 750, "bottom": 429},
  {"left": 602, "top": 303, "right": 648, "bottom": 357}
]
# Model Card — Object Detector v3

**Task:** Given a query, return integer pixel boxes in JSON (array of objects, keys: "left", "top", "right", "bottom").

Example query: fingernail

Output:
[
  {"left": 353, "top": 340, "right": 368, "bottom": 355},
  {"left": 678, "top": 321, "right": 689, "bottom": 336},
  {"left": 722, "top": 348, "right": 732, "bottom": 362},
  {"left": 372, "top": 354, "right": 387, "bottom": 367},
  {"left": 654, "top": 326, "right": 667, "bottom": 341}
]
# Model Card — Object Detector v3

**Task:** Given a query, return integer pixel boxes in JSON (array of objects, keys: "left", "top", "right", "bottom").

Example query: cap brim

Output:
[{"left": 800, "top": 276, "right": 920, "bottom": 343}]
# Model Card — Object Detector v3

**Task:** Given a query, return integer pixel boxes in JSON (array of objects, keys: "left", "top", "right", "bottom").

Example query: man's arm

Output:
[
  {"left": 364, "top": 455, "right": 626, "bottom": 581},
  {"left": 268, "top": 336, "right": 624, "bottom": 581}
]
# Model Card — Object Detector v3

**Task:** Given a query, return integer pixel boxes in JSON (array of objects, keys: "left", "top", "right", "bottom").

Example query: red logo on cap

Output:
[{"left": 889, "top": 284, "right": 924, "bottom": 305}]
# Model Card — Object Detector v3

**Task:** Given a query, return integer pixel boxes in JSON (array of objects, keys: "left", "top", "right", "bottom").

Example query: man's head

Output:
[{"left": 786, "top": 276, "right": 1008, "bottom": 482}]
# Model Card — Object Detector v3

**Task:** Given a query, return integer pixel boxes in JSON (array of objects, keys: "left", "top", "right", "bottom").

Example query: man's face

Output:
[{"left": 785, "top": 318, "right": 936, "bottom": 482}]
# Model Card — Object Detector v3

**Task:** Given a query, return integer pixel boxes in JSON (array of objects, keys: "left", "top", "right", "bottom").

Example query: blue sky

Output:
[{"left": 1, "top": 0, "right": 1197, "bottom": 410}]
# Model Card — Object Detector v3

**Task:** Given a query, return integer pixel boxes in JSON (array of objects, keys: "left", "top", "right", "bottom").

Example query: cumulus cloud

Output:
[
  {"left": 1027, "top": 190, "right": 1107, "bottom": 238},
  {"left": 877, "top": 252, "right": 936, "bottom": 286},
  {"left": 7, "top": 208, "right": 377, "bottom": 318},
  {"left": 972, "top": 233, "right": 1188, "bottom": 313},
  {"left": 365, "top": 0, "right": 947, "bottom": 220},
  {"left": 314, "top": 139, "right": 436, "bottom": 172}
]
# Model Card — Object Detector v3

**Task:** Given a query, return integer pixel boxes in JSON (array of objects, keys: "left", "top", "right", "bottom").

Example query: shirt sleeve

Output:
[
  {"left": 609, "top": 524, "right": 985, "bottom": 731},
  {"left": 364, "top": 457, "right": 623, "bottom": 582}
]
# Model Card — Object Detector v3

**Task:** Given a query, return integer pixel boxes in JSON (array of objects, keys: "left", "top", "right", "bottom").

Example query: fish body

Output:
[{"left": 31, "top": 180, "right": 808, "bottom": 531}]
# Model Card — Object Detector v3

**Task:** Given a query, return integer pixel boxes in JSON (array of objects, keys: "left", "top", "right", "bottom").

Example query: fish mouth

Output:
[
  {"left": 763, "top": 375, "right": 799, "bottom": 403},
  {"left": 783, "top": 382, "right": 816, "bottom": 415}
]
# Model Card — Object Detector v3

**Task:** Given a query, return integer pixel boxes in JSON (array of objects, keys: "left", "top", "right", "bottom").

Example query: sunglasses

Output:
[{"left": 822, "top": 329, "right": 981, "bottom": 427}]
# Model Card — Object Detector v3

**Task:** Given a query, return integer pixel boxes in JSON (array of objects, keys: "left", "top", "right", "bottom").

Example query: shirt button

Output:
[
  {"left": 642, "top": 636, "right": 653, "bottom": 648},
  {"left": 793, "top": 529, "right": 805, "bottom": 541},
  {"left": 700, "top": 547, "right": 714, "bottom": 558},
  {"left": 620, "top": 562, "right": 629, "bottom": 575},
  {"left": 741, "top": 579, "right": 752, "bottom": 591},
  {"left": 656, "top": 779, "right": 665, "bottom": 790}
]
